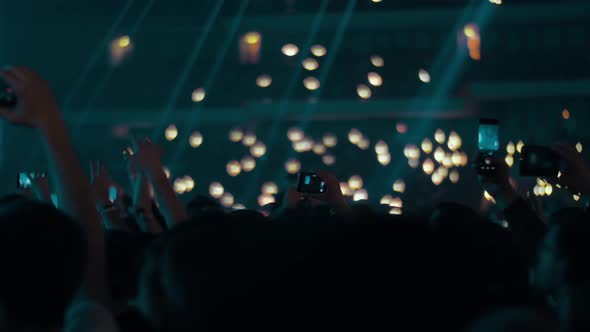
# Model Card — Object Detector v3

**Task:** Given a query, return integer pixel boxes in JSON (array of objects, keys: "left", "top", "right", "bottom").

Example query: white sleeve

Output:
[{"left": 64, "top": 301, "right": 119, "bottom": 332}]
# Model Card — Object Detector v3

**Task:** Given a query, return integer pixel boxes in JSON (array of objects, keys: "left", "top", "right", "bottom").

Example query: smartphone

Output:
[
  {"left": 297, "top": 172, "right": 327, "bottom": 194},
  {"left": 0, "top": 78, "right": 17, "bottom": 107},
  {"left": 18, "top": 173, "right": 33, "bottom": 189},
  {"left": 478, "top": 119, "right": 499, "bottom": 152},
  {"left": 519, "top": 145, "right": 560, "bottom": 177}
]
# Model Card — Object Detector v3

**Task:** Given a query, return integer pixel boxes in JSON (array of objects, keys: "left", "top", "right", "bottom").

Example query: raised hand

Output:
[
  {"left": 129, "top": 138, "right": 163, "bottom": 174},
  {"left": 553, "top": 144, "right": 590, "bottom": 195},
  {"left": 90, "top": 161, "right": 113, "bottom": 206},
  {"left": 0, "top": 66, "right": 63, "bottom": 132}
]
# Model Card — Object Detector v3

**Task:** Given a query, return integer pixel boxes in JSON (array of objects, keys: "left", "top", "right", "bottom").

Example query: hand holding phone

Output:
[
  {"left": 519, "top": 145, "right": 560, "bottom": 177},
  {"left": 297, "top": 172, "right": 327, "bottom": 194},
  {"left": 476, "top": 119, "right": 499, "bottom": 176}
]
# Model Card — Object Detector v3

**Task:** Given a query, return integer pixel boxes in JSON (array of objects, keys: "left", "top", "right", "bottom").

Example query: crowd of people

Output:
[{"left": 1, "top": 66, "right": 590, "bottom": 331}]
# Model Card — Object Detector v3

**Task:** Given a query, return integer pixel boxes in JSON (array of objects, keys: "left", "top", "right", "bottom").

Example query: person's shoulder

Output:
[{"left": 64, "top": 300, "right": 119, "bottom": 332}]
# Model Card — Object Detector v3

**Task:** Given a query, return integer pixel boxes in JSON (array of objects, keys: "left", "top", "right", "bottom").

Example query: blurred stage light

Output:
[
  {"left": 489, "top": 0, "right": 502, "bottom": 4},
  {"left": 229, "top": 128, "right": 244, "bottom": 142},
  {"left": 574, "top": 194, "right": 581, "bottom": 201},
  {"left": 117, "top": 35, "right": 131, "bottom": 48},
  {"left": 505, "top": 154, "right": 514, "bottom": 167},
  {"left": 250, "top": 142, "right": 267, "bottom": 158},
  {"left": 370, "top": 55, "right": 384, "bottom": 67},
  {"left": 451, "top": 151, "right": 462, "bottom": 167},
  {"left": 191, "top": 88, "right": 206, "bottom": 102},
  {"left": 507, "top": 141, "right": 515, "bottom": 155},
  {"left": 293, "top": 139, "right": 313, "bottom": 152},
  {"left": 443, "top": 154, "right": 453, "bottom": 168},
  {"left": 348, "top": 175, "right": 363, "bottom": 190},
  {"left": 285, "top": 159, "right": 301, "bottom": 174},
  {"left": 322, "top": 154, "right": 336, "bottom": 166},
  {"left": 389, "top": 208, "right": 402, "bottom": 215},
  {"left": 163, "top": 167, "right": 171, "bottom": 179},
  {"left": 447, "top": 131, "right": 462, "bottom": 151},
  {"left": 403, "top": 144, "right": 420, "bottom": 160},
  {"left": 545, "top": 184, "right": 553, "bottom": 196},
  {"left": 460, "top": 152, "right": 469, "bottom": 166},
  {"left": 165, "top": 125, "right": 178, "bottom": 141},
  {"left": 348, "top": 128, "right": 363, "bottom": 145},
  {"left": 232, "top": 203, "right": 246, "bottom": 210},
  {"left": 576, "top": 142, "right": 583, "bottom": 153},
  {"left": 209, "top": 182, "right": 224, "bottom": 198},
  {"left": 435, "top": 129, "right": 446, "bottom": 144},
  {"left": 423, "top": 158, "right": 435, "bottom": 175},
  {"left": 393, "top": 179, "right": 405, "bottom": 193},
  {"left": 281, "top": 43, "right": 299, "bottom": 56},
  {"left": 303, "top": 77, "right": 320, "bottom": 90},
  {"left": 242, "top": 132, "right": 257, "bottom": 146},
  {"left": 302, "top": 58, "right": 319, "bottom": 71},
  {"left": 408, "top": 159, "right": 419, "bottom": 168},
  {"left": 516, "top": 140, "right": 525, "bottom": 153},
  {"left": 311, "top": 44, "right": 327, "bottom": 57},
  {"left": 240, "top": 155, "right": 256, "bottom": 172},
  {"left": 562, "top": 109, "right": 570, "bottom": 120},
  {"left": 173, "top": 178, "right": 187, "bottom": 194},
  {"left": 258, "top": 194, "right": 275, "bottom": 207},
  {"left": 110, "top": 35, "right": 133, "bottom": 66},
  {"left": 358, "top": 138, "right": 370, "bottom": 150},
  {"left": 183, "top": 176, "right": 195, "bottom": 192},
  {"left": 432, "top": 173, "right": 443, "bottom": 186},
  {"left": 189, "top": 131, "right": 203, "bottom": 148},
  {"left": 226, "top": 160, "right": 241, "bottom": 177},
  {"left": 390, "top": 197, "right": 403, "bottom": 208},
  {"left": 421, "top": 138, "right": 433, "bottom": 154},
  {"left": 378, "top": 153, "right": 391, "bottom": 166},
  {"left": 368, "top": 72, "right": 383, "bottom": 87},
  {"left": 437, "top": 166, "right": 449, "bottom": 178},
  {"left": 240, "top": 32, "right": 261, "bottom": 64},
  {"left": 322, "top": 133, "right": 337, "bottom": 147},
  {"left": 372, "top": 0, "right": 383, "bottom": 3},
  {"left": 262, "top": 182, "right": 278, "bottom": 195},
  {"left": 220, "top": 193, "right": 234, "bottom": 207},
  {"left": 357, "top": 84, "right": 372, "bottom": 99},
  {"left": 256, "top": 74, "right": 272, "bottom": 88},
  {"left": 312, "top": 143, "right": 326, "bottom": 155},
  {"left": 434, "top": 147, "right": 445, "bottom": 163},
  {"left": 450, "top": 170, "right": 460, "bottom": 184},
  {"left": 288, "top": 127, "right": 304, "bottom": 142},
  {"left": 419, "top": 69, "right": 431, "bottom": 83},
  {"left": 340, "top": 182, "right": 352, "bottom": 196},
  {"left": 375, "top": 140, "right": 389, "bottom": 155},
  {"left": 396, "top": 122, "right": 407, "bottom": 134},
  {"left": 353, "top": 189, "right": 368, "bottom": 202},
  {"left": 380, "top": 195, "right": 392, "bottom": 205}
]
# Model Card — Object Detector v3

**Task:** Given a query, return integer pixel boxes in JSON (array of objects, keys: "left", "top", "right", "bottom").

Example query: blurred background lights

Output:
[
  {"left": 226, "top": 160, "right": 241, "bottom": 177},
  {"left": 348, "top": 128, "right": 363, "bottom": 145},
  {"left": 173, "top": 178, "right": 187, "bottom": 194},
  {"left": 357, "top": 138, "right": 370, "bottom": 150},
  {"left": 367, "top": 72, "right": 383, "bottom": 87},
  {"left": 576, "top": 142, "right": 583, "bottom": 153},
  {"left": 302, "top": 58, "right": 319, "bottom": 71},
  {"left": 110, "top": 35, "right": 133, "bottom": 65},
  {"left": 262, "top": 181, "right": 278, "bottom": 195},
  {"left": 165, "top": 125, "right": 178, "bottom": 141},
  {"left": 322, "top": 154, "right": 336, "bottom": 166},
  {"left": 489, "top": 0, "right": 502, "bottom": 4},
  {"left": 285, "top": 159, "right": 301, "bottom": 174},
  {"left": 370, "top": 55, "right": 384, "bottom": 67},
  {"left": 389, "top": 197, "right": 403, "bottom": 208},
  {"left": 240, "top": 155, "right": 256, "bottom": 172},
  {"left": 389, "top": 208, "right": 402, "bottom": 215},
  {"left": 451, "top": 151, "right": 462, "bottom": 167},
  {"left": 311, "top": 44, "right": 327, "bottom": 57},
  {"left": 240, "top": 31, "right": 261, "bottom": 64},
  {"left": 189, "top": 131, "right": 203, "bottom": 148},
  {"left": 450, "top": 170, "right": 460, "bottom": 184},
  {"left": 232, "top": 203, "right": 246, "bottom": 210},
  {"left": 220, "top": 193, "right": 234, "bottom": 208},
  {"left": 183, "top": 176, "right": 194, "bottom": 192},
  {"left": 340, "top": 182, "right": 352, "bottom": 196},
  {"left": 256, "top": 74, "right": 272, "bottom": 88},
  {"left": 209, "top": 182, "right": 224, "bottom": 198},
  {"left": 348, "top": 175, "right": 363, "bottom": 190},
  {"left": 356, "top": 84, "right": 372, "bottom": 99},
  {"left": 229, "top": 128, "right": 244, "bottom": 142},
  {"left": 447, "top": 131, "right": 462, "bottom": 151},
  {"left": 244, "top": 31, "right": 260, "bottom": 45},
  {"left": 380, "top": 195, "right": 393, "bottom": 205},
  {"left": 293, "top": 139, "right": 313, "bottom": 153},
  {"left": 353, "top": 189, "right": 368, "bottom": 202},
  {"left": 505, "top": 155, "right": 514, "bottom": 167},
  {"left": 393, "top": 179, "right": 405, "bottom": 193},
  {"left": 377, "top": 153, "right": 391, "bottom": 166},
  {"left": 517, "top": 140, "right": 525, "bottom": 153},
  {"left": 396, "top": 122, "right": 407, "bottom": 134},
  {"left": 435, "top": 129, "right": 446, "bottom": 144},
  {"left": 375, "top": 140, "right": 389, "bottom": 155},
  {"left": 312, "top": 143, "right": 326, "bottom": 155},
  {"left": 403, "top": 144, "right": 420, "bottom": 160},
  {"left": 258, "top": 194, "right": 275, "bottom": 207},
  {"left": 408, "top": 159, "right": 420, "bottom": 168},
  {"left": 242, "top": 132, "right": 257, "bottom": 146},
  {"left": 191, "top": 88, "right": 206, "bottom": 102},
  {"left": 250, "top": 141, "right": 267, "bottom": 158},
  {"left": 163, "top": 167, "right": 171, "bottom": 179},
  {"left": 117, "top": 35, "right": 131, "bottom": 48},
  {"left": 322, "top": 133, "right": 337, "bottom": 147},
  {"left": 434, "top": 147, "right": 445, "bottom": 163},
  {"left": 432, "top": 173, "right": 443, "bottom": 186},
  {"left": 419, "top": 69, "right": 431, "bottom": 83},
  {"left": 437, "top": 166, "right": 449, "bottom": 178},
  {"left": 287, "top": 127, "right": 304, "bottom": 142},
  {"left": 281, "top": 43, "right": 299, "bottom": 56},
  {"left": 423, "top": 158, "right": 435, "bottom": 175},
  {"left": 421, "top": 138, "right": 433, "bottom": 154},
  {"left": 303, "top": 77, "right": 320, "bottom": 90},
  {"left": 507, "top": 141, "right": 516, "bottom": 155},
  {"left": 562, "top": 109, "right": 570, "bottom": 119},
  {"left": 443, "top": 155, "right": 453, "bottom": 168}
]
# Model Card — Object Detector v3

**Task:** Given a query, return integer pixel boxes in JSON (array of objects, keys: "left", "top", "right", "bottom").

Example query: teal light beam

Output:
[
  {"left": 150, "top": 0, "right": 225, "bottom": 140},
  {"left": 243, "top": 0, "right": 330, "bottom": 202},
  {"left": 167, "top": 0, "right": 250, "bottom": 168}
]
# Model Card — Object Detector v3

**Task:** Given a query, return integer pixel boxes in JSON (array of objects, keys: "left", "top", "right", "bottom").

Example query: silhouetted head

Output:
[
  {"left": 187, "top": 195, "right": 223, "bottom": 218},
  {"left": 0, "top": 197, "right": 87, "bottom": 329}
]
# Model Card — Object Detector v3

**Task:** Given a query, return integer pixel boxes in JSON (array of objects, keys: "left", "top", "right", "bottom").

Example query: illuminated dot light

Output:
[
  {"left": 434, "top": 147, "right": 445, "bottom": 163},
  {"left": 229, "top": 128, "right": 244, "bottom": 142},
  {"left": 173, "top": 178, "right": 187, "bottom": 194},
  {"left": 302, "top": 58, "right": 319, "bottom": 71},
  {"left": 437, "top": 166, "right": 449, "bottom": 178},
  {"left": 403, "top": 144, "right": 420, "bottom": 160},
  {"left": 353, "top": 189, "right": 368, "bottom": 202},
  {"left": 242, "top": 132, "right": 257, "bottom": 147},
  {"left": 421, "top": 138, "right": 433, "bottom": 154},
  {"left": 340, "top": 182, "right": 352, "bottom": 196},
  {"left": 226, "top": 160, "right": 241, "bottom": 177},
  {"left": 285, "top": 159, "right": 301, "bottom": 174},
  {"left": 348, "top": 128, "right": 363, "bottom": 145},
  {"left": 442, "top": 154, "right": 453, "bottom": 168},
  {"left": 183, "top": 176, "right": 195, "bottom": 192},
  {"left": 377, "top": 153, "right": 391, "bottom": 166},
  {"left": 451, "top": 151, "right": 463, "bottom": 167},
  {"left": 250, "top": 141, "right": 267, "bottom": 158},
  {"left": 396, "top": 122, "right": 407, "bottom": 134},
  {"left": 419, "top": 69, "right": 431, "bottom": 83},
  {"left": 192, "top": 88, "right": 206, "bottom": 102},
  {"left": 447, "top": 131, "right": 462, "bottom": 151},
  {"left": 507, "top": 141, "right": 516, "bottom": 155},
  {"left": 435, "top": 129, "right": 446, "bottom": 144},
  {"left": 489, "top": 0, "right": 502, "bottom": 4},
  {"left": 348, "top": 175, "right": 363, "bottom": 190},
  {"left": 220, "top": 193, "right": 235, "bottom": 208},
  {"left": 357, "top": 84, "right": 372, "bottom": 99},
  {"left": 189, "top": 131, "right": 203, "bottom": 148},
  {"left": 262, "top": 182, "right": 278, "bottom": 195},
  {"left": 545, "top": 184, "right": 553, "bottom": 196},
  {"left": 117, "top": 36, "right": 131, "bottom": 49},
  {"left": 368, "top": 72, "right": 383, "bottom": 87},
  {"left": 312, "top": 143, "right": 327, "bottom": 155},
  {"left": 370, "top": 55, "right": 384, "bottom": 67},
  {"left": 288, "top": 127, "right": 304, "bottom": 142},
  {"left": 303, "top": 77, "right": 320, "bottom": 90},
  {"left": 244, "top": 31, "right": 261, "bottom": 45},
  {"left": 322, "top": 133, "right": 337, "bottom": 147},
  {"left": 209, "top": 182, "right": 224, "bottom": 198},
  {"left": 505, "top": 154, "right": 514, "bottom": 167},
  {"left": 241, "top": 155, "right": 256, "bottom": 172},
  {"left": 293, "top": 139, "right": 313, "bottom": 153},
  {"left": 322, "top": 154, "right": 336, "bottom": 166},
  {"left": 484, "top": 190, "right": 496, "bottom": 204},
  {"left": 516, "top": 140, "right": 525, "bottom": 153},
  {"left": 562, "top": 109, "right": 570, "bottom": 120},
  {"left": 432, "top": 173, "right": 443, "bottom": 186},
  {"left": 380, "top": 195, "right": 393, "bottom": 205},
  {"left": 311, "top": 44, "right": 327, "bottom": 57},
  {"left": 358, "top": 138, "right": 370, "bottom": 150},
  {"left": 281, "top": 43, "right": 299, "bottom": 56},
  {"left": 390, "top": 197, "right": 403, "bottom": 208},
  {"left": 450, "top": 170, "right": 460, "bottom": 184},
  {"left": 389, "top": 207, "right": 402, "bottom": 215},
  {"left": 372, "top": 0, "right": 383, "bottom": 3},
  {"left": 163, "top": 167, "right": 171, "bottom": 179},
  {"left": 576, "top": 142, "right": 583, "bottom": 153},
  {"left": 393, "top": 179, "right": 405, "bottom": 193},
  {"left": 258, "top": 194, "right": 276, "bottom": 207},
  {"left": 423, "top": 158, "right": 435, "bottom": 175},
  {"left": 256, "top": 74, "right": 272, "bottom": 88},
  {"left": 232, "top": 203, "right": 246, "bottom": 210},
  {"left": 165, "top": 125, "right": 178, "bottom": 141},
  {"left": 408, "top": 159, "right": 420, "bottom": 168},
  {"left": 375, "top": 140, "right": 389, "bottom": 155}
]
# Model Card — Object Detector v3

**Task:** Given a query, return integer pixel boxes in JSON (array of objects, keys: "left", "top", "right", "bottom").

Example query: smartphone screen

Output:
[
  {"left": 478, "top": 119, "right": 499, "bottom": 152},
  {"left": 18, "top": 172, "right": 33, "bottom": 189},
  {"left": 297, "top": 172, "right": 327, "bottom": 194}
]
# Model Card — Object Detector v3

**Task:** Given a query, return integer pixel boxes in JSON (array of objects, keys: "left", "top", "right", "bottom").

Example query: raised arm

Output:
[{"left": 0, "top": 67, "right": 110, "bottom": 306}]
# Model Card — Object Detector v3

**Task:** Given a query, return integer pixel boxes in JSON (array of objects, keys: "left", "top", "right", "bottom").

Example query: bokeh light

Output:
[
  {"left": 390, "top": 197, "right": 403, "bottom": 208},
  {"left": 163, "top": 167, "right": 171, "bottom": 179},
  {"left": 281, "top": 43, "right": 299, "bottom": 56},
  {"left": 250, "top": 141, "right": 267, "bottom": 158},
  {"left": 450, "top": 170, "right": 460, "bottom": 184},
  {"left": 358, "top": 138, "right": 370, "bottom": 150},
  {"left": 408, "top": 158, "right": 420, "bottom": 168},
  {"left": 393, "top": 179, "right": 405, "bottom": 193},
  {"left": 229, "top": 128, "right": 244, "bottom": 142},
  {"left": 576, "top": 142, "right": 583, "bottom": 153},
  {"left": 375, "top": 140, "right": 389, "bottom": 155},
  {"left": 348, "top": 128, "right": 363, "bottom": 145},
  {"left": 258, "top": 194, "right": 276, "bottom": 207},
  {"left": 285, "top": 159, "right": 301, "bottom": 174},
  {"left": 507, "top": 141, "right": 515, "bottom": 155},
  {"left": 303, "top": 77, "right": 320, "bottom": 90},
  {"left": 191, "top": 88, "right": 206, "bottom": 102},
  {"left": 226, "top": 160, "right": 241, "bottom": 177},
  {"left": 423, "top": 158, "right": 435, "bottom": 175},
  {"left": 189, "top": 131, "right": 203, "bottom": 148},
  {"left": 353, "top": 189, "right": 368, "bottom": 201},
  {"left": 370, "top": 55, "right": 384, "bottom": 67},
  {"left": 311, "top": 44, "right": 327, "bottom": 57},
  {"left": 322, "top": 133, "right": 337, "bottom": 147},
  {"left": 165, "top": 125, "right": 178, "bottom": 141},
  {"left": 432, "top": 173, "right": 443, "bottom": 186},
  {"left": 421, "top": 138, "right": 433, "bottom": 154},
  {"left": 302, "top": 58, "right": 319, "bottom": 71},
  {"left": 232, "top": 203, "right": 246, "bottom": 210},
  {"left": 357, "top": 84, "right": 372, "bottom": 99},
  {"left": 516, "top": 140, "right": 525, "bottom": 153},
  {"left": 348, "top": 175, "right": 363, "bottom": 190},
  {"left": 505, "top": 154, "right": 514, "bottom": 167},
  {"left": 322, "top": 154, "right": 336, "bottom": 166},
  {"left": 443, "top": 155, "right": 453, "bottom": 168},
  {"left": 240, "top": 155, "right": 256, "bottom": 172},
  {"left": 434, "top": 147, "right": 445, "bottom": 163},
  {"left": 220, "top": 193, "right": 234, "bottom": 207},
  {"left": 242, "top": 132, "right": 257, "bottom": 146},
  {"left": 377, "top": 153, "right": 391, "bottom": 166},
  {"left": 256, "top": 74, "right": 272, "bottom": 88},
  {"left": 117, "top": 35, "right": 131, "bottom": 48},
  {"left": 447, "top": 131, "right": 462, "bottom": 151},
  {"left": 380, "top": 195, "right": 393, "bottom": 205},
  {"left": 262, "top": 181, "right": 278, "bottom": 195},
  {"left": 209, "top": 182, "right": 224, "bottom": 198},
  {"left": 340, "top": 182, "right": 352, "bottom": 196},
  {"left": 312, "top": 143, "right": 326, "bottom": 155},
  {"left": 367, "top": 72, "right": 383, "bottom": 87},
  {"left": 435, "top": 129, "right": 446, "bottom": 144},
  {"left": 419, "top": 69, "right": 431, "bottom": 83},
  {"left": 173, "top": 178, "right": 187, "bottom": 194},
  {"left": 562, "top": 109, "right": 570, "bottom": 120},
  {"left": 288, "top": 127, "right": 304, "bottom": 142},
  {"left": 396, "top": 122, "right": 407, "bottom": 134}
]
